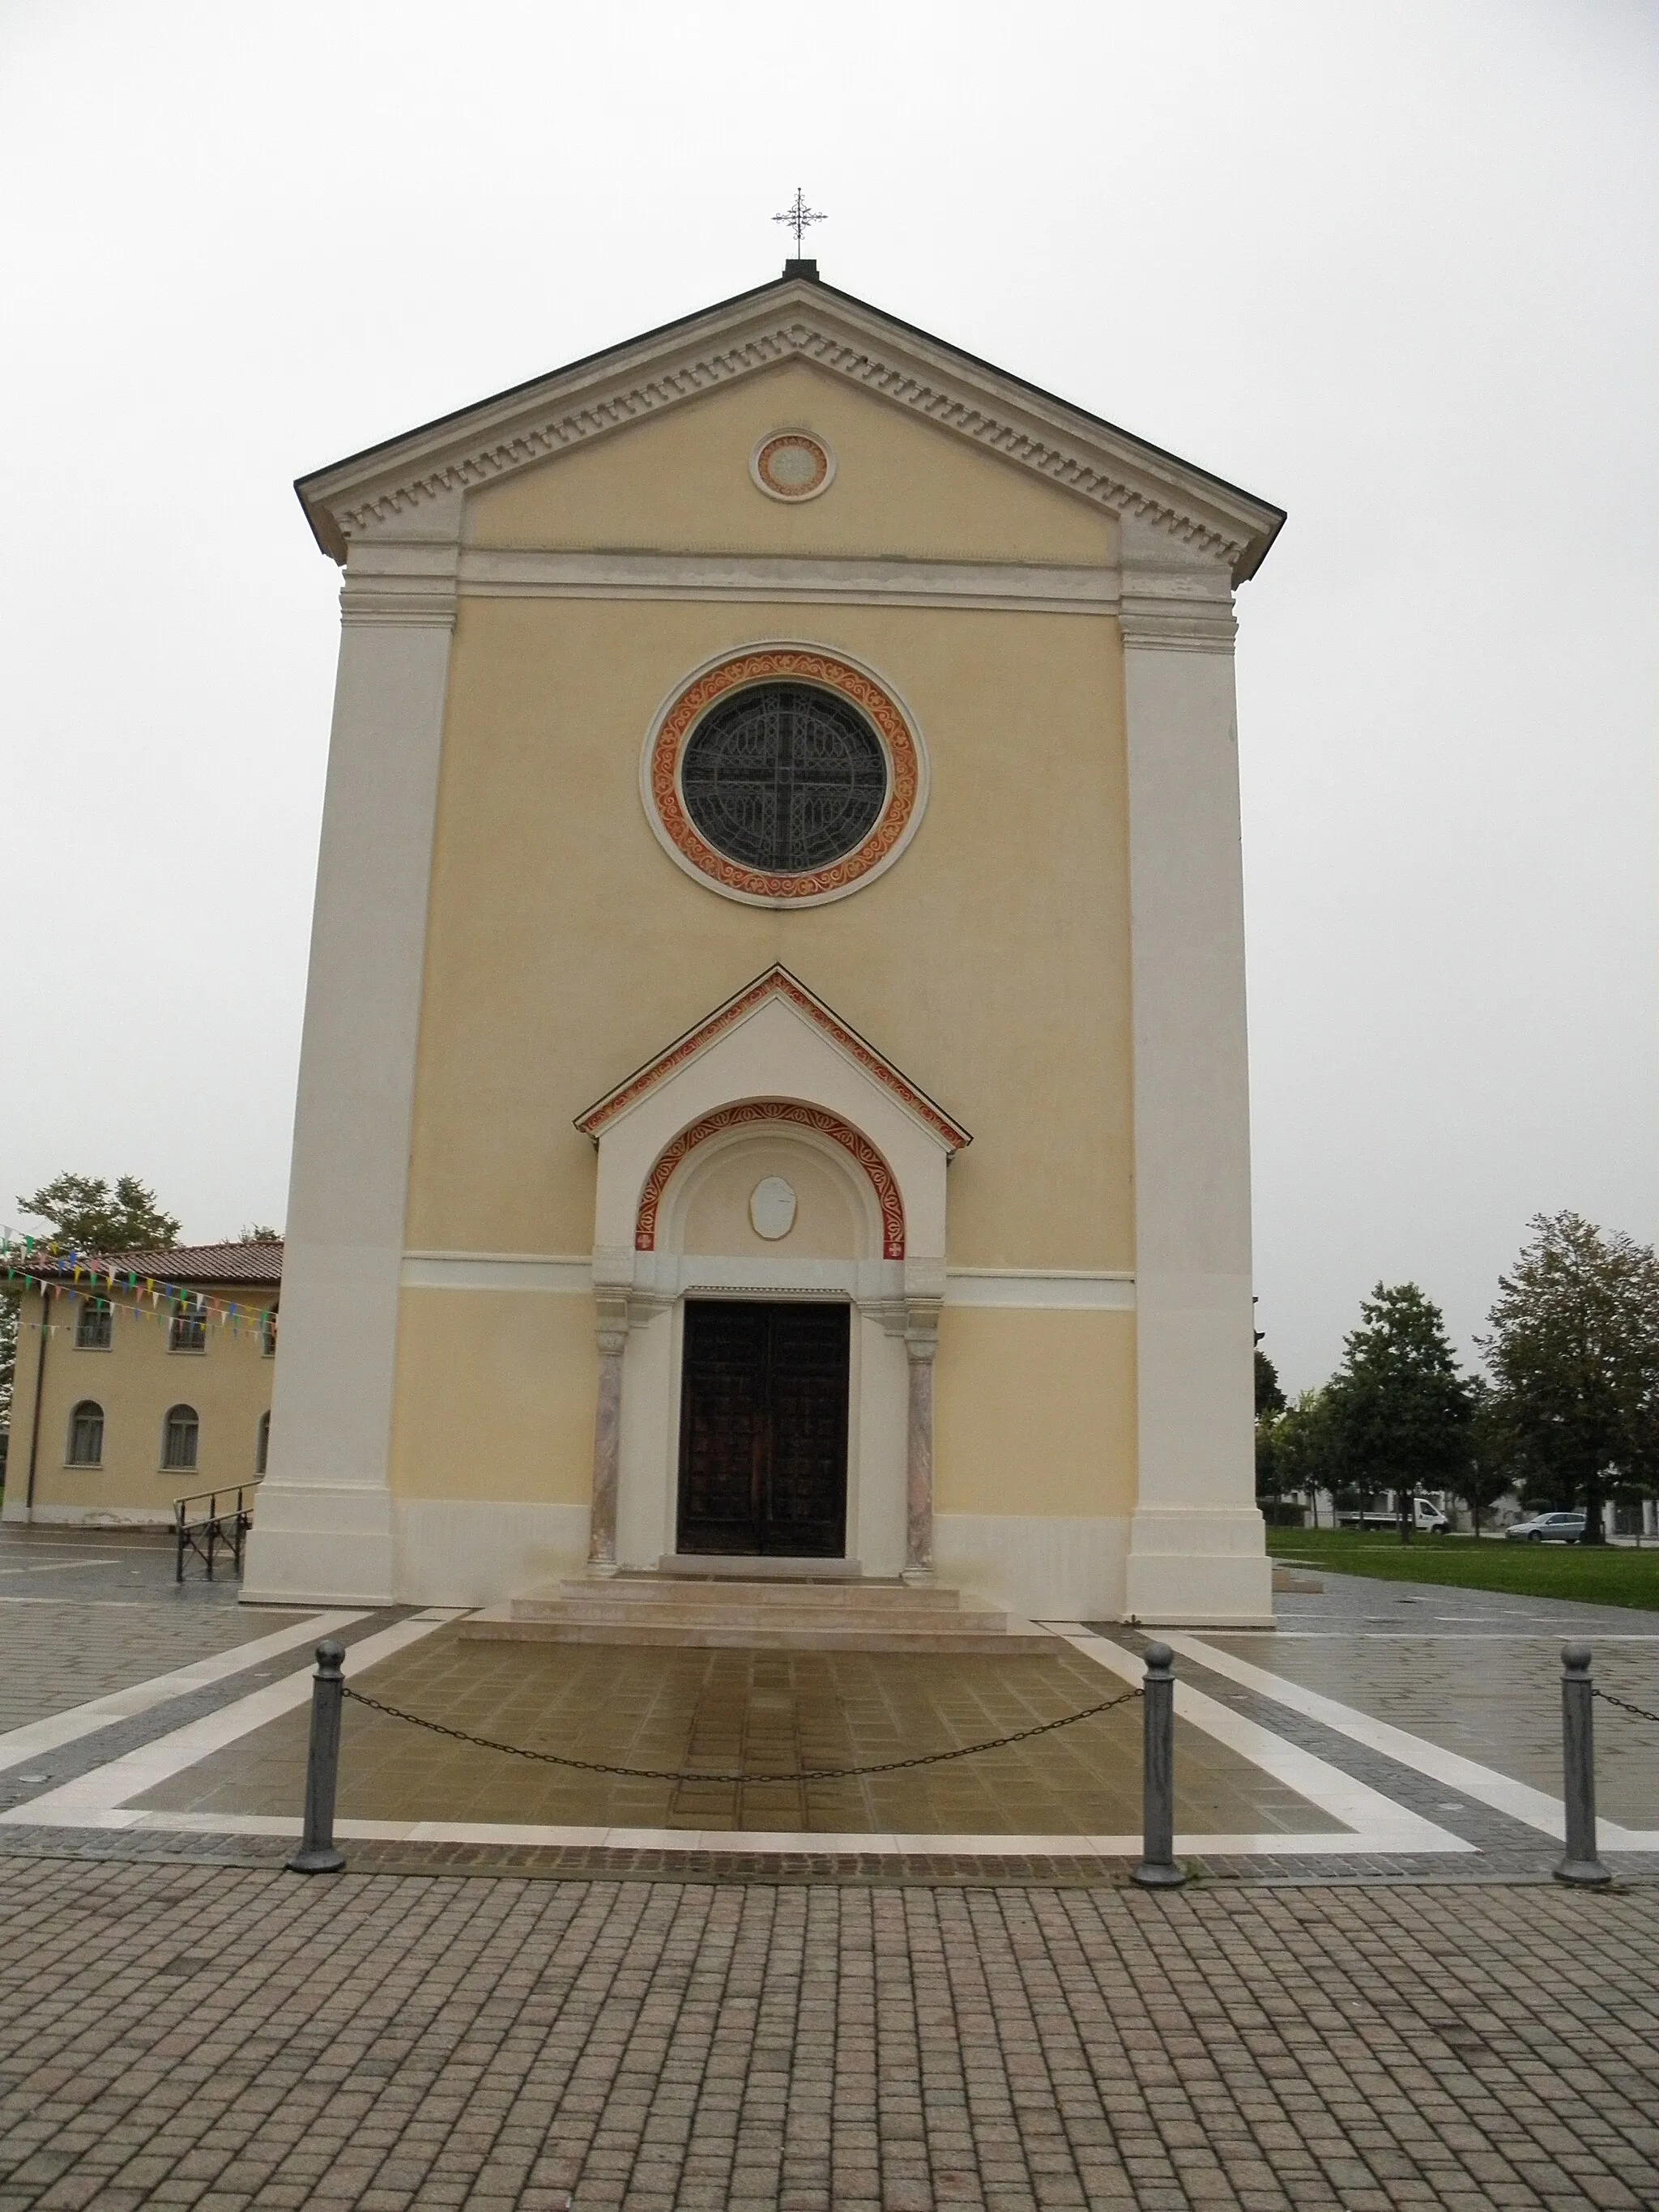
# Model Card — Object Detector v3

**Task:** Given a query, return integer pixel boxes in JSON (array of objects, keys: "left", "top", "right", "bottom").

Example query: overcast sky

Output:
[{"left": 2, "top": 0, "right": 1653, "bottom": 1391}]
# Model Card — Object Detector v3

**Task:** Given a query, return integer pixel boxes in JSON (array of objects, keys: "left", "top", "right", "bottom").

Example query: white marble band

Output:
[{"left": 399, "top": 1251, "right": 1136, "bottom": 1310}]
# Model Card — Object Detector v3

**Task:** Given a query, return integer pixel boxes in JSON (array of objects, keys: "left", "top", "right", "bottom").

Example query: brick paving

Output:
[{"left": 2, "top": 1856, "right": 1659, "bottom": 2210}]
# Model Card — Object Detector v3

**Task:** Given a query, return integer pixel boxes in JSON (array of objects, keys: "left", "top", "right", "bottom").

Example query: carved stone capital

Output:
[
  {"left": 904, "top": 1319, "right": 940, "bottom": 1364},
  {"left": 903, "top": 1287, "right": 942, "bottom": 1360}
]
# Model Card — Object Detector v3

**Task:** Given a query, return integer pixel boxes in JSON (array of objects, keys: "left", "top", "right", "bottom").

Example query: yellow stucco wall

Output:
[
  {"left": 933, "top": 1308, "right": 1137, "bottom": 1519},
  {"left": 406, "top": 595, "right": 1132, "bottom": 1270},
  {"left": 393, "top": 364, "right": 1137, "bottom": 1525},
  {"left": 388, "top": 1289, "right": 597, "bottom": 1503},
  {"left": 6, "top": 1283, "right": 275, "bottom": 1521},
  {"left": 466, "top": 360, "right": 1117, "bottom": 566}
]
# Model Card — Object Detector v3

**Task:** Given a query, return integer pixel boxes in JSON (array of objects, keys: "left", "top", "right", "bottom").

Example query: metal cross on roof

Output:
[{"left": 773, "top": 188, "right": 825, "bottom": 258}]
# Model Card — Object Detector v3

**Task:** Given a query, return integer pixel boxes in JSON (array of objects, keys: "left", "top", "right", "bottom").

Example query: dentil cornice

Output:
[{"left": 298, "top": 281, "right": 1283, "bottom": 587}]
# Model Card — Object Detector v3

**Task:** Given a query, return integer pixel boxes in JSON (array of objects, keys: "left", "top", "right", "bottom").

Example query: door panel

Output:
[
  {"left": 677, "top": 1300, "right": 850, "bottom": 1556},
  {"left": 677, "top": 1303, "right": 768, "bottom": 1551}
]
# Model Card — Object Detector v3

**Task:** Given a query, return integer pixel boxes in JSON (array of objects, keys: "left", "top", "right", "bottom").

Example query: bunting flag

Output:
[{"left": 0, "top": 1234, "right": 278, "bottom": 1344}]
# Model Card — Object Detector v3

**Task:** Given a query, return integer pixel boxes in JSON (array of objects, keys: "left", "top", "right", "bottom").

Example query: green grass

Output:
[{"left": 1266, "top": 1525, "right": 1659, "bottom": 1611}]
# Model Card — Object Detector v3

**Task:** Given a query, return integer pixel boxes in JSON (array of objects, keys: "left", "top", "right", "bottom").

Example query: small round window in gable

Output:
[{"left": 752, "top": 431, "right": 834, "bottom": 502}]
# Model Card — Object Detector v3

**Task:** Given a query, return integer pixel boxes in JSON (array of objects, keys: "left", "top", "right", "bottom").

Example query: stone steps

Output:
[
  {"left": 522, "top": 1576, "right": 965, "bottom": 1613},
  {"left": 459, "top": 1575, "right": 1060, "bottom": 1655}
]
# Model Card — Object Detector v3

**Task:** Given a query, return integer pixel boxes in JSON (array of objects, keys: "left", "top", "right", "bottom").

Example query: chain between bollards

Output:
[
  {"left": 287, "top": 1639, "right": 347, "bottom": 1874},
  {"left": 1554, "top": 1641, "right": 1611, "bottom": 1887},
  {"left": 287, "top": 1634, "right": 1183, "bottom": 1878},
  {"left": 1132, "top": 1641, "right": 1185, "bottom": 1888}
]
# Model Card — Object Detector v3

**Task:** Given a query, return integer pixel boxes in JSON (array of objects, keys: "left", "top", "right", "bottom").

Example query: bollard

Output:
[
  {"left": 287, "top": 1639, "right": 347, "bottom": 1874},
  {"left": 1132, "top": 1642, "right": 1186, "bottom": 1888},
  {"left": 1554, "top": 1642, "right": 1612, "bottom": 1887}
]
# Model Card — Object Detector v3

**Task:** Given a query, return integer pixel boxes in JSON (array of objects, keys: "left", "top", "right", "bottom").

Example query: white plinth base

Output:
[
  {"left": 244, "top": 1494, "right": 594, "bottom": 1609},
  {"left": 1124, "top": 1505, "right": 1273, "bottom": 1626},
  {"left": 932, "top": 1511, "right": 1131, "bottom": 1622},
  {"left": 241, "top": 1484, "right": 396, "bottom": 1607},
  {"left": 397, "top": 1499, "right": 590, "bottom": 1605},
  {"left": 237, "top": 1492, "right": 1271, "bottom": 1622}
]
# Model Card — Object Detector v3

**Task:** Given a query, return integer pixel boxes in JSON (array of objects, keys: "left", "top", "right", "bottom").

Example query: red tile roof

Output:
[{"left": 18, "top": 1240, "right": 283, "bottom": 1288}]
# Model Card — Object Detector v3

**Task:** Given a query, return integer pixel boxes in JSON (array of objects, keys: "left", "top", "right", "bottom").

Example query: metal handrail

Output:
[{"left": 173, "top": 1481, "right": 260, "bottom": 1583}]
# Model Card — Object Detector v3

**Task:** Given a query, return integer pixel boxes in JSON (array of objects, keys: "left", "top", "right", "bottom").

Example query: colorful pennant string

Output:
[{"left": 1, "top": 1233, "right": 277, "bottom": 1344}]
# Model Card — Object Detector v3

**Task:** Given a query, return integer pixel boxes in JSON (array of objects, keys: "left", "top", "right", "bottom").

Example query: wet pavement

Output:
[
  {"left": 2, "top": 1536, "right": 1658, "bottom": 1880},
  {"left": 4, "top": 1537, "right": 1659, "bottom": 2206},
  {"left": 131, "top": 1634, "right": 1340, "bottom": 1842},
  {"left": 2, "top": 1856, "right": 1657, "bottom": 2210},
  {"left": 1206, "top": 1568, "right": 1659, "bottom": 1829},
  {"left": 0, "top": 1526, "right": 305, "bottom": 1733}
]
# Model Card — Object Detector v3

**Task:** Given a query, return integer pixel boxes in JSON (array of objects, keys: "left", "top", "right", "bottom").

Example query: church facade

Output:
[{"left": 242, "top": 265, "right": 1284, "bottom": 1626}]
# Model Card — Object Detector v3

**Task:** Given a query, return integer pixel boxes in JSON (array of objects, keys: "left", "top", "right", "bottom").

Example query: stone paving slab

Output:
[
  {"left": 1201, "top": 1571, "right": 1659, "bottom": 1829},
  {"left": 2, "top": 1857, "right": 1658, "bottom": 2210},
  {"left": 0, "top": 1532, "right": 306, "bottom": 1733},
  {"left": 130, "top": 1636, "right": 1340, "bottom": 1840},
  {"left": 1201, "top": 1626, "right": 1659, "bottom": 1829}
]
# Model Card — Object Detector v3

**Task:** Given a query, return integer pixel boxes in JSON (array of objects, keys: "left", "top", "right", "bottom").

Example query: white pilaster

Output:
[
  {"left": 1120, "top": 552, "right": 1272, "bottom": 1626},
  {"left": 242, "top": 543, "right": 458, "bottom": 1605}
]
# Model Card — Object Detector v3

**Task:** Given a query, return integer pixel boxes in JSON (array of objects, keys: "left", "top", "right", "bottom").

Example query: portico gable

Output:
[{"left": 573, "top": 967, "right": 969, "bottom": 1580}]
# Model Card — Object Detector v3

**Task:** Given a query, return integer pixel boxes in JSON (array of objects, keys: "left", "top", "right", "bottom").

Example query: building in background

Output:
[
  {"left": 245, "top": 262, "right": 1283, "bottom": 1625},
  {"left": 2, "top": 1243, "right": 280, "bottom": 1526}
]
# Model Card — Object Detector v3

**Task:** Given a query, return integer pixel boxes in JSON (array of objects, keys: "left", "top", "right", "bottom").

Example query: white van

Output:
[{"left": 1335, "top": 1496, "right": 1452, "bottom": 1534}]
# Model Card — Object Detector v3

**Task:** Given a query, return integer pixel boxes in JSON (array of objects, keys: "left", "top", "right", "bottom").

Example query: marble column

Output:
[
  {"left": 586, "top": 1310, "right": 628, "bottom": 1577},
  {"left": 902, "top": 1324, "right": 937, "bottom": 1583}
]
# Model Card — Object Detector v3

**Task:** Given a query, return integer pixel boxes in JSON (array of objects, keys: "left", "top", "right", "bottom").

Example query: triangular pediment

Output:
[
  {"left": 574, "top": 965, "right": 970, "bottom": 1156},
  {"left": 296, "top": 272, "right": 1284, "bottom": 585}
]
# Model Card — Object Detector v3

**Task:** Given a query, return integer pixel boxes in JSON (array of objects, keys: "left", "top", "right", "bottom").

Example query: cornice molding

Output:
[
  {"left": 450, "top": 548, "right": 1120, "bottom": 615},
  {"left": 301, "top": 287, "right": 1281, "bottom": 585},
  {"left": 1119, "top": 569, "right": 1238, "bottom": 656},
  {"left": 339, "top": 556, "right": 459, "bottom": 630},
  {"left": 1118, "top": 603, "right": 1238, "bottom": 654}
]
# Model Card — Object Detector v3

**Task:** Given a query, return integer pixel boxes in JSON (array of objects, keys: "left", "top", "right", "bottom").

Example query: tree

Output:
[
  {"left": 1277, "top": 1390, "right": 1338, "bottom": 1524},
  {"left": 239, "top": 1224, "right": 282, "bottom": 1244},
  {"left": 1480, "top": 1212, "right": 1659, "bottom": 1547},
  {"left": 15, "top": 1174, "right": 181, "bottom": 1253},
  {"left": 1452, "top": 1375, "right": 1514, "bottom": 1538},
  {"left": 1255, "top": 1348, "right": 1286, "bottom": 1418},
  {"left": 1256, "top": 1388, "right": 1336, "bottom": 1525},
  {"left": 1323, "top": 1282, "right": 1473, "bottom": 1541}
]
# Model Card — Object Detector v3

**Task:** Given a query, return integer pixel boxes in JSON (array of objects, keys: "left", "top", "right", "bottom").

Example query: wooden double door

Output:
[{"left": 676, "top": 1300, "right": 850, "bottom": 1558}]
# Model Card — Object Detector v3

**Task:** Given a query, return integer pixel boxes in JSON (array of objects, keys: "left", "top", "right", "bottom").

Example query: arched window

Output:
[
  {"left": 256, "top": 1410, "right": 271, "bottom": 1476},
  {"left": 67, "top": 1401, "right": 104, "bottom": 1466},
  {"left": 76, "top": 1302, "right": 113, "bottom": 1350},
  {"left": 162, "top": 1404, "right": 199, "bottom": 1473}
]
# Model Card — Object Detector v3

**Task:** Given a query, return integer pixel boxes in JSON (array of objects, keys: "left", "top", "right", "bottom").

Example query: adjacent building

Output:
[{"left": 3, "top": 1243, "right": 280, "bottom": 1526}]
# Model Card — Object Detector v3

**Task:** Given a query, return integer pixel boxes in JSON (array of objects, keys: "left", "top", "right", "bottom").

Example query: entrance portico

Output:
[{"left": 575, "top": 965, "right": 969, "bottom": 1584}]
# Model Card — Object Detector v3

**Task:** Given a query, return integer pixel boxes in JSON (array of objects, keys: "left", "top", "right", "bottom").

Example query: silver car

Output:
[{"left": 1504, "top": 1510, "right": 1587, "bottom": 1544}]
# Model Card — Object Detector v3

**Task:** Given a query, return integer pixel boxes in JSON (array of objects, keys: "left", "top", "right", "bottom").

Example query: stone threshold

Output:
[{"left": 655, "top": 1554, "right": 864, "bottom": 1579}]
